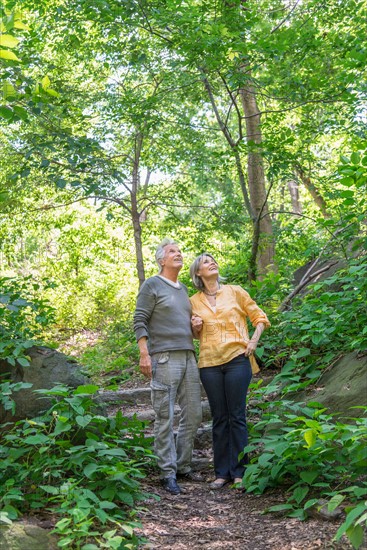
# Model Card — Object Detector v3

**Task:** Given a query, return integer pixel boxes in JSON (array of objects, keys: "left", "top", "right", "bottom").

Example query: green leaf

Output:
[
  {"left": 327, "top": 494, "right": 345, "bottom": 512},
  {"left": 41, "top": 75, "right": 51, "bottom": 89},
  {"left": 99, "top": 500, "right": 117, "bottom": 509},
  {"left": 350, "top": 152, "right": 360, "bottom": 165},
  {"left": 83, "top": 463, "right": 98, "bottom": 478},
  {"left": 17, "top": 357, "right": 30, "bottom": 367},
  {"left": 53, "top": 420, "right": 72, "bottom": 435},
  {"left": 303, "top": 429, "right": 317, "bottom": 448},
  {"left": 0, "top": 512, "right": 12, "bottom": 525},
  {"left": 39, "top": 485, "right": 59, "bottom": 495},
  {"left": 303, "top": 498, "right": 319, "bottom": 510},
  {"left": 267, "top": 503, "right": 294, "bottom": 512},
  {"left": 45, "top": 88, "right": 60, "bottom": 98},
  {"left": 0, "top": 106, "right": 13, "bottom": 120},
  {"left": 76, "top": 414, "right": 92, "bottom": 428},
  {"left": 346, "top": 524, "right": 364, "bottom": 549},
  {"left": 300, "top": 471, "right": 319, "bottom": 484},
  {"left": 292, "top": 486, "right": 309, "bottom": 505},
  {"left": 258, "top": 453, "right": 273, "bottom": 467},
  {"left": 0, "top": 49, "right": 20, "bottom": 61},
  {"left": 98, "top": 448, "right": 127, "bottom": 457},
  {"left": 3, "top": 81, "right": 16, "bottom": 98},
  {"left": 340, "top": 177, "right": 355, "bottom": 186},
  {"left": 295, "top": 347, "right": 311, "bottom": 359},
  {"left": 0, "top": 34, "right": 19, "bottom": 48},
  {"left": 117, "top": 491, "right": 134, "bottom": 506},
  {"left": 23, "top": 434, "right": 49, "bottom": 445},
  {"left": 74, "top": 385, "right": 99, "bottom": 395}
]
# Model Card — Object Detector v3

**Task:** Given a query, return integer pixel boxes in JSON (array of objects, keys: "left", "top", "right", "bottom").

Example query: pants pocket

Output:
[{"left": 150, "top": 380, "right": 170, "bottom": 419}]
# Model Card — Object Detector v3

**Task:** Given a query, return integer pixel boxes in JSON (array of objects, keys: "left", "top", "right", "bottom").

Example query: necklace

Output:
[{"left": 203, "top": 284, "right": 220, "bottom": 297}]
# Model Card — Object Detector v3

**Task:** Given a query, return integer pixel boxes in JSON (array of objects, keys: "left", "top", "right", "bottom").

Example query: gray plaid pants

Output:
[{"left": 150, "top": 350, "right": 202, "bottom": 479}]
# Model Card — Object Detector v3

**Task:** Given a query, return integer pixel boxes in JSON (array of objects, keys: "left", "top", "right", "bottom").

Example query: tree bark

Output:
[
  {"left": 287, "top": 179, "right": 302, "bottom": 214},
  {"left": 295, "top": 166, "right": 329, "bottom": 218},
  {"left": 131, "top": 131, "right": 146, "bottom": 287},
  {"left": 239, "top": 84, "right": 275, "bottom": 279}
]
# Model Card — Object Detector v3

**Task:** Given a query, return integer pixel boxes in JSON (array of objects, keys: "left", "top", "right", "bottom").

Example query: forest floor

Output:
[
  {"left": 113, "top": 376, "right": 353, "bottom": 550},
  {"left": 135, "top": 474, "right": 352, "bottom": 550}
]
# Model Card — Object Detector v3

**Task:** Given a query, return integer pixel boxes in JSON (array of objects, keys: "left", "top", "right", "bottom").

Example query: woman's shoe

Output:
[{"left": 208, "top": 478, "right": 230, "bottom": 490}]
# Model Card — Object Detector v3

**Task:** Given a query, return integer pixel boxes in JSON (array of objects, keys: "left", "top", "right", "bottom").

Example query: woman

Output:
[{"left": 190, "top": 253, "right": 270, "bottom": 489}]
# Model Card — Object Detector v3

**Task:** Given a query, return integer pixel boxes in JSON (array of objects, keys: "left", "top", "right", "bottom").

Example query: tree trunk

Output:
[
  {"left": 295, "top": 166, "right": 329, "bottom": 218},
  {"left": 131, "top": 131, "right": 146, "bottom": 287},
  {"left": 287, "top": 179, "right": 302, "bottom": 214},
  {"left": 239, "top": 85, "right": 275, "bottom": 279}
]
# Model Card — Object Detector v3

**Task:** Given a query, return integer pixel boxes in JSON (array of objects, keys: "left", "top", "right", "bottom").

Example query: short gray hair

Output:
[
  {"left": 155, "top": 238, "right": 177, "bottom": 273},
  {"left": 190, "top": 253, "right": 225, "bottom": 290}
]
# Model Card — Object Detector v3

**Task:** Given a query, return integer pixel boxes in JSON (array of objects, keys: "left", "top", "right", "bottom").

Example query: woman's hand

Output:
[
  {"left": 191, "top": 314, "right": 203, "bottom": 336},
  {"left": 244, "top": 340, "right": 257, "bottom": 356},
  {"left": 245, "top": 323, "right": 265, "bottom": 356}
]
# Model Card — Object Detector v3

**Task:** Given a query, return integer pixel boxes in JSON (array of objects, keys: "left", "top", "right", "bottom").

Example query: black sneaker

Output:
[
  {"left": 160, "top": 476, "right": 181, "bottom": 495},
  {"left": 177, "top": 471, "right": 203, "bottom": 482}
]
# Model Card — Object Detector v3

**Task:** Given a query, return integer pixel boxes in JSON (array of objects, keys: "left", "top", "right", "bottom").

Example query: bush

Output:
[
  {"left": 0, "top": 385, "right": 156, "bottom": 549},
  {"left": 243, "top": 399, "right": 367, "bottom": 548}
]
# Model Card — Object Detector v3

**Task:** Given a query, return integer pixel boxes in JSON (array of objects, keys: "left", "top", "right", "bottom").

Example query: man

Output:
[{"left": 133, "top": 238, "right": 202, "bottom": 495}]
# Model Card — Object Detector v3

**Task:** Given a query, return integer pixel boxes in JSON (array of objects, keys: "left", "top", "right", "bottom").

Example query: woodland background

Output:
[{"left": 0, "top": 1, "right": 366, "bottom": 549}]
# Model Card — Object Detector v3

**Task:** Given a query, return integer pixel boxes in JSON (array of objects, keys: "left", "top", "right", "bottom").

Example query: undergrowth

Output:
[{"left": 0, "top": 385, "right": 156, "bottom": 549}]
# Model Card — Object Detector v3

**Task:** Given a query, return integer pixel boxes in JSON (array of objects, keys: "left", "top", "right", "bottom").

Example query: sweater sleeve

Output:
[
  {"left": 133, "top": 280, "right": 157, "bottom": 342},
  {"left": 234, "top": 286, "right": 271, "bottom": 328}
]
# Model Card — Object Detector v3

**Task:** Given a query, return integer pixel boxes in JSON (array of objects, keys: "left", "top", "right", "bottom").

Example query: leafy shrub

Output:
[
  {"left": 0, "top": 275, "right": 55, "bottom": 367},
  {"left": 79, "top": 323, "right": 140, "bottom": 388},
  {"left": 258, "top": 254, "right": 367, "bottom": 393},
  {"left": 243, "top": 399, "right": 367, "bottom": 548},
  {"left": 0, "top": 385, "right": 155, "bottom": 549}
]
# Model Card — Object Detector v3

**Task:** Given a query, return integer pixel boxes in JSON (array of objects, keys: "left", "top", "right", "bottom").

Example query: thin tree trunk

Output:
[
  {"left": 131, "top": 131, "right": 146, "bottom": 287},
  {"left": 295, "top": 166, "right": 329, "bottom": 218},
  {"left": 239, "top": 84, "right": 275, "bottom": 279},
  {"left": 287, "top": 179, "right": 302, "bottom": 214}
]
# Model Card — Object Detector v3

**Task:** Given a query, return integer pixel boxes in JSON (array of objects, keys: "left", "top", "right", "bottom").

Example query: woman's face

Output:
[{"left": 197, "top": 255, "right": 219, "bottom": 278}]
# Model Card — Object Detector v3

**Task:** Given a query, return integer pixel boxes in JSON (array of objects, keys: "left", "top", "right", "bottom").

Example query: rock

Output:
[
  {"left": 0, "top": 521, "right": 58, "bottom": 550},
  {"left": 295, "top": 351, "right": 367, "bottom": 417},
  {"left": 306, "top": 499, "right": 344, "bottom": 521},
  {"left": 99, "top": 387, "right": 152, "bottom": 406},
  {"left": 119, "top": 400, "right": 212, "bottom": 425},
  {"left": 0, "top": 345, "right": 90, "bottom": 423},
  {"left": 194, "top": 424, "right": 212, "bottom": 450}
]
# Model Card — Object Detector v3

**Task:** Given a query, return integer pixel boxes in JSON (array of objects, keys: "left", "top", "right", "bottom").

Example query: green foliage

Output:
[
  {"left": 243, "top": 400, "right": 367, "bottom": 547},
  {"left": 262, "top": 254, "right": 367, "bottom": 389},
  {"left": 79, "top": 323, "right": 140, "bottom": 389},
  {"left": 0, "top": 385, "right": 155, "bottom": 548},
  {"left": 0, "top": 276, "right": 55, "bottom": 367}
]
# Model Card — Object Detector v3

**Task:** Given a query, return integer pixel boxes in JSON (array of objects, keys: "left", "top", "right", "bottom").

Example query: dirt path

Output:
[
  {"left": 108, "top": 380, "right": 353, "bottom": 550},
  {"left": 135, "top": 474, "right": 352, "bottom": 550}
]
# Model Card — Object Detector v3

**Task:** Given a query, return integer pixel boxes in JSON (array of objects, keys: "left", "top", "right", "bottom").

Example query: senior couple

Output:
[{"left": 133, "top": 238, "right": 270, "bottom": 495}]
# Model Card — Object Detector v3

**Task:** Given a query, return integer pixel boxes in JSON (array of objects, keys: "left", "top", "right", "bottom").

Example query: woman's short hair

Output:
[
  {"left": 190, "top": 253, "right": 224, "bottom": 290},
  {"left": 155, "top": 238, "right": 177, "bottom": 273}
]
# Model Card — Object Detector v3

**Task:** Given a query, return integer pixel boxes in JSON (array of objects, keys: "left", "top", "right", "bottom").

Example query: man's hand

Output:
[
  {"left": 139, "top": 353, "right": 152, "bottom": 378},
  {"left": 137, "top": 336, "right": 152, "bottom": 378}
]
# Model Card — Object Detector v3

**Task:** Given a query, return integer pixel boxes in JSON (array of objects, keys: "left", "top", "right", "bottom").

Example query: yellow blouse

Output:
[{"left": 190, "top": 284, "right": 270, "bottom": 373}]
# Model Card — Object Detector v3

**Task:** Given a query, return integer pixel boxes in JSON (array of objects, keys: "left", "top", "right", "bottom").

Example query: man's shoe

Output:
[
  {"left": 160, "top": 476, "right": 181, "bottom": 495},
  {"left": 177, "top": 471, "right": 203, "bottom": 482}
]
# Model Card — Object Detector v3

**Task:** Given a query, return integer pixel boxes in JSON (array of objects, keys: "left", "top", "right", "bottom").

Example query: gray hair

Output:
[
  {"left": 190, "top": 253, "right": 225, "bottom": 290},
  {"left": 155, "top": 238, "right": 178, "bottom": 273}
]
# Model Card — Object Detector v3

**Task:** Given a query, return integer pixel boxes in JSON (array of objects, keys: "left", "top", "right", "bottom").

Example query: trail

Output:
[{"left": 103, "top": 380, "right": 352, "bottom": 550}]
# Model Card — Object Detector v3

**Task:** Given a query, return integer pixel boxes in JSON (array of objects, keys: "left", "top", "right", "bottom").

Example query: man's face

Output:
[{"left": 161, "top": 244, "right": 183, "bottom": 271}]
